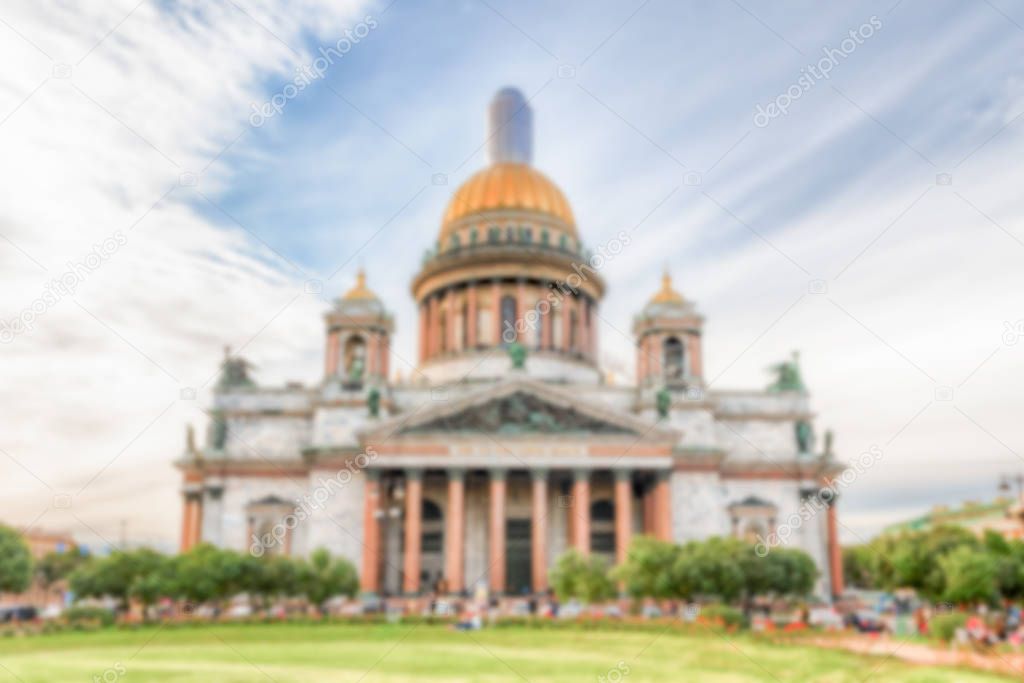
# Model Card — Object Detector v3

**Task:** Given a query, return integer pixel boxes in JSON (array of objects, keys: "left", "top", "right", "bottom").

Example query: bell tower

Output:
[
  {"left": 325, "top": 270, "right": 393, "bottom": 386},
  {"left": 633, "top": 271, "right": 704, "bottom": 388}
]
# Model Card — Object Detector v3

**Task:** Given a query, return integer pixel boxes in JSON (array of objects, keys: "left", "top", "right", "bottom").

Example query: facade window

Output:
[
  {"left": 469, "top": 228, "right": 478, "bottom": 245},
  {"left": 559, "top": 234, "right": 569, "bottom": 251},
  {"left": 506, "top": 226, "right": 516, "bottom": 242},
  {"left": 541, "top": 229, "right": 550, "bottom": 245},
  {"left": 477, "top": 307, "right": 493, "bottom": 345},
  {"left": 590, "top": 500, "right": 615, "bottom": 554},
  {"left": 664, "top": 336, "right": 685, "bottom": 381},
  {"left": 521, "top": 227, "right": 533, "bottom": 243},
  {"left": 450, "top": 234, "right": 460, "bottom": 250},
  {"left": 552, "top": 304, "right": 564, "bottom": 348},
  {"left": 500, "top": 295, "right": 517, "bottom": 347},
  {"left": 569, "top": 309, "right": 578, "bottom": 351},
  {"left": 488, "top": 226, "right": 500, "bottom": 243}
]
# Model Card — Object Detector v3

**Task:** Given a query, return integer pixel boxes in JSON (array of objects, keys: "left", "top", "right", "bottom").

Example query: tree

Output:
[
  {"left": 297, "top": 548, "right": 358, "bottom": 614},
  {"left": 0, "top": 525, "right": 32, "bottom": 594},
  {"left": 939, "top": 545, "right": 998, "bottom": 606},
  {"left": 982, "top": 531, "right": 1024, "bottom": 601},
  {"left": 171, "top": 544, "right": 248, "bottom": 608},
  {"left": 672, "top": 537, "right": 745, "bottom": 602},
  {"left": 36, "top": 546, "right": 88, "bottom": 590},
  {"left": 550, "top": 550, "right": 615, "bottom": 603},
  {"left": 843, "top": 544, "right": 882, "bottom": 590},
  {"left": 611, "top": 536, "right": 680, "bottom": 599},
  {"left": 70, "top": 548, "right": 167, "bottom": 612},
  {"left": 889, "top": 526, "right": 978, "bottom": 599}
]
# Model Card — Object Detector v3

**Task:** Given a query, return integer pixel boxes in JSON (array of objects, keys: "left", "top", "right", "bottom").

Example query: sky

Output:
[{"left": 0, "top": 0, "right": 1023, "bottom": 551}]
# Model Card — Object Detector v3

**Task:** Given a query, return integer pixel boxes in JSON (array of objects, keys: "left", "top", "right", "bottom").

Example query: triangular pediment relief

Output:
[
  {"left": 403, "top": 390, "right": 632, "bottom": 435},
  {"left": 363, "top": 377, "right": 678, "bottom": 442}
]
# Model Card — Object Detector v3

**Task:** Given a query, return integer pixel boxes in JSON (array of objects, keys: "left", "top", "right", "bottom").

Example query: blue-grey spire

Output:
[{"left": 488, "top": 87, "right": 533, "bottom": 165}]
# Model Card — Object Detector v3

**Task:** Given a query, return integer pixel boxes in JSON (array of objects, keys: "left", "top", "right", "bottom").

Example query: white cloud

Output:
[{"left": 0, "top": 0, "right": 368, "bottom": 549}]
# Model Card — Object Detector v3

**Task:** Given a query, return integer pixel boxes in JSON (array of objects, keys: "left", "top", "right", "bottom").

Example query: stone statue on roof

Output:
[
  {"left": 767, "top": 351, "right": 806, "bottom": 393},
  {"left": 216, "top": 346, "right": 256, "bottom": 391}
]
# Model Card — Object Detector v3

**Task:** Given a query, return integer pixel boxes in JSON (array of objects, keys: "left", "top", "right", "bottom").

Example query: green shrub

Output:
[
  {"left": 930, "top": 612, "right": 967, "bottom": 642},
  {"left": 699, "top": 604, "right": 745, "bottom": 630},
  {"left": 65, "top": 605, "right": 115, "bottom": 628}
]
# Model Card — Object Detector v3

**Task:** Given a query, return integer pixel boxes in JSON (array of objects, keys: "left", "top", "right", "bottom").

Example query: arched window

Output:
[
  {"left": 500, "top": 294, "right": 517, "bottom": 347},
  {"left": 450, "top": 234, "right": 460, "bottom": 251},
  {"left": 343, "top": 335, "right": 366, "bottom": 380},
  {"left": 506, "top": 226, "right": 516, "bottom": 242},
  {"left": 488, "top": 226, "right": 500, "bottom": 244},
  {"left": 541, "top": 229, "right": 550, "bottom": 246},
  {"left": 521, "top": 227, "right": 533, "bottom": 243},
  {"left": 420, "top": 499, "right": 444, "bottom": 588},
  {"left": 664, "top": 336, "right": 685, "bottom": 381},
  {"left": 477, "top": 292, "right": 492, "bottom": 346},
  {"left": 469, "top": 228, "right": 478, "bottom": 246},
  {"left": 559, "top": 234, "right": 569, "bottom": 251}
]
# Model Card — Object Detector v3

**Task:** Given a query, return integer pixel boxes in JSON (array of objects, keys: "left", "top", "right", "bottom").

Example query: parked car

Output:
[
  {"left": 846, "top": 610, "right": 886, "bottom": 633},
  {"left": 0, "top": 606, "right": 38, "bottom": 623}
]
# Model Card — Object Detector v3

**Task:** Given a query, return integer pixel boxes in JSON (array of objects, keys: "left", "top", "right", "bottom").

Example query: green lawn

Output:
[{"left": 0, "top": 622, "right": 1013, "bottom": 682}]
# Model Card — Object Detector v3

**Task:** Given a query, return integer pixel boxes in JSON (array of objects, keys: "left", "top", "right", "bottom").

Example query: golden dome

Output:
[
  {"left": 342, "top": 269, "right": 377, "bottom": 301},
  {"left": 650, "top": 271, "right": 685, "bottom": 305},
  {"left": 440, "top": 163, "right": 576, "bottom": 241}
]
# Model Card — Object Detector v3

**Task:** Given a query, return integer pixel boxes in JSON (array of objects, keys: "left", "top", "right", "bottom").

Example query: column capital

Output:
[
  {"left": 365, "top": 469, "right": 381, "bottom": 482},
  {"left": 404, "top": 468, "right": 424, "bottom": 481},
  {"left": 613, "top": 468, "right": 632, "bottom": 482},
  {"left": 490, "top": 467, "right": 508, "bottom": 481},
  {"left": 530, "top": 467, "right": 549, "bottom": 482},
  {"left": 572, "top": 468, "right": 591, "bottom": 482},
  {"left": 448, "top": 467, "right": 466, "bottom": 482}
]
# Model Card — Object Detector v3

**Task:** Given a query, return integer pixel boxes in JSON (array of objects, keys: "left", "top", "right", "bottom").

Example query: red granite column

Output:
[
  {"left": 360, "top": 472, "right": 381, "bottom": 593},
  {"left": 654, "top": 471, "right": 672, "bottom": 541},
  {"left": 561, "top": 298, "right": 572, "bottom": 352},
  {"left": 445, "top": 469, "right": 465, "bottom": 594},
  {"left": 637, "top": 336, "right": 648, "bottom": 385},
  {"left": 467, "top": 284, "right": 478, "bottom": 349},
  {"left": 491, "top": 281, "right": 502, "bottom": 346},
  {"left": 690, "top": 334, "right": 703, "bottom": 379},
  {"left": 428, "top": 294, "right": 440, "bottom": 359},
  {"left": 827, "top": 495, "right": 844, "bottom": 600},
  {"left": 572, "top": 469, "right": 591, "bottom": 554},
  {"left": 403, "top": 469, "right": 423, "bottom": 595},
  {"left": 447, "top": 289, "right": 457, "bottom": 351},
  {"left": 531, "top": 469, "right": 548, "bottom": 593},
  {"left": 541, "top": 286, "right": 554, "bottom": 351},
  {"left": 418, "top": 302, "right": 428, "bottom": 363},
  {"left": 614, "top": 470, "right": 632, "bottom": 566},
  {"left": 367, "top": 332, "right": 378, "bottom": 377},
  {"left": 325, "top": 329, "right": 340, "bottom": 376},
  {"left": 489, "top": 469, "right": 507, "bottom": 593}
]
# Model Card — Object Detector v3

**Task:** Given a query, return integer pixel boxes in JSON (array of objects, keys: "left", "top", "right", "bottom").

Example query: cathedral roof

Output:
[{"left": 440, "top": 162, "right": 576, "bottom": 242}]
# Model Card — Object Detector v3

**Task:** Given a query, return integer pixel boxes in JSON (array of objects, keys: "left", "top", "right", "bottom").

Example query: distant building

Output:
[
  {"left": 176, "top": 88, "right": 846, "bottom": 600},
  {"left": 0, "top": 528, "right": 75, "bottom": 608},
  {"left": 883, "top": 498, "right": 1024, "bottom": 540}
]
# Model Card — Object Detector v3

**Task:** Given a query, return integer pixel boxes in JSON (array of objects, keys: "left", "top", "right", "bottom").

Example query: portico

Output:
[{"left": 356, "top": 376, "right": 677, "bottom": 596}]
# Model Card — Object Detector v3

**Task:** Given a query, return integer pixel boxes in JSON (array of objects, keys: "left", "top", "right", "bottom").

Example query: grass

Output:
[{"left": 0, "top": 621, "right": 1015, "bottom": 682}]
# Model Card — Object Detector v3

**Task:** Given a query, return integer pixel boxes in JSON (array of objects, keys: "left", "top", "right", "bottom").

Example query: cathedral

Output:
[{"left": 177, "top": 88, "right": 845, "bottom": 600}]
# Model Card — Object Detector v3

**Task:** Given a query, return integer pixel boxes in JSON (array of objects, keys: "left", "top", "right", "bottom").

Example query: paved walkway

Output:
[{"left": 806, "top": 635, "right": 1024, "bottom": 678}]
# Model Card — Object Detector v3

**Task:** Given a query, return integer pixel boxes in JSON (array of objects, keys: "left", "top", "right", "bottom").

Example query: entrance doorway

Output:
[{"left": 505, "top": 518, "right": 532, "bottom": 594}]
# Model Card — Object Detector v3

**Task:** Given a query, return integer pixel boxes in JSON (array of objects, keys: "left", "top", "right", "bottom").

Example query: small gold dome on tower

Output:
[
  {"left": 342, "top": 269, "right": 377, "bottom": 301},
  {"left": 650, "top": 271, "right": 685, "bottom": 305}
]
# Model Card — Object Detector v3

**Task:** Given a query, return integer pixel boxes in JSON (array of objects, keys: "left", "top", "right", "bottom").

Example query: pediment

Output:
[
  {"left": 403, "top": 390, "right": 632, "bottom": 435},
  {"left": 364, "top": 377, "right": 678, "bottom": 442}
]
